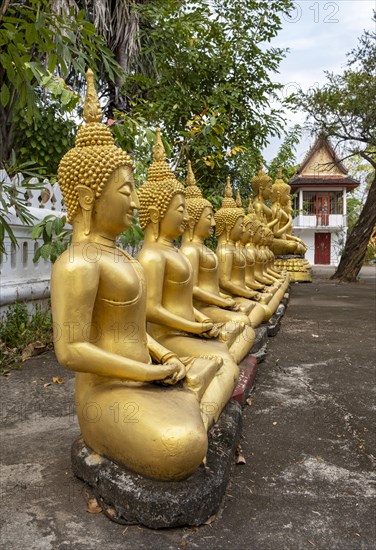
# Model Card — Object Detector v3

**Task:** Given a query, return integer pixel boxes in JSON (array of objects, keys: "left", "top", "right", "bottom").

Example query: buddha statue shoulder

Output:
[
  {"left": 137, "top": 131, "right": 240, "bottom": 430},
  {"left": 51, "top": 71, "right": 223, "bottom": 482},
  {"left": 180, "top": 161, "right": 255, "bottom": 363}
]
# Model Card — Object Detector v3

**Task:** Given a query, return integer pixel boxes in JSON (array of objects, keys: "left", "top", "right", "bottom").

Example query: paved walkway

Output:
[{"left": 1, "top": 269, "right": 375, "bottom": 549}]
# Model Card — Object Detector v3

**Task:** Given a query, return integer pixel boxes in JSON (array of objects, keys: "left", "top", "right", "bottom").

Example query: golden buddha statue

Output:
[
  {"left": 245, "top": 205, "right": 284, "bottom": 287},
  {"left": 51, "top": 71, "right": 225, "bottom": 482},
  {"left": 180, "top": 161, "right": 255, "bottom": 363},
  {"left": 214, "top": 178, "right": 268, "bottom": 324},
  {"left": 236, "top": 197, "right": 284, "bottom": 318},
  {"left": 270, "top": 169, "right": 307, "bottom": 256},
  {"left": 252, "top": 165, "right": 297, "bottom": 255},
  {"left": 137, "top": 130, "right": 240, "bottom": 432}
]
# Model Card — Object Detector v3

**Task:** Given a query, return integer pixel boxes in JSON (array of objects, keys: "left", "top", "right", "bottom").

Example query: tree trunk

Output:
[{"left": 331, "top": 171, "right": 376, "bottom": 282}]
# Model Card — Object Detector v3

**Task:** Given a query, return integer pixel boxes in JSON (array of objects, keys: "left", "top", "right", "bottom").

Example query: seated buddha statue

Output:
[
  {"left": 252, "top": 165, "right": 297, "bottom": 255},
  {"left": 51, "top": 71, "right": 224, "bottom": 482},
  {"left": 236, "top": 196, "right": 284, "bottom": 318},
  {"left": 247, "top": 209, "right": 287, "bottom": 289},
  {"left": 137, "top": 130, "right": 240, "bottom": 430},
  {"left": 180, "top": 161, "right": 255, "bottom": 363},
  {"left": 270, "top": 169, "right": 307, "bottom": 256},
  {"left": 214, "top": 178, "right": 269, "bottom": 324}
]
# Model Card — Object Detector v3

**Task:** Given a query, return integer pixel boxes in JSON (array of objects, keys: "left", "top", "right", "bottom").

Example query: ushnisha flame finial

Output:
[
  {"left": 186, "top": 160, "right": 197, "bottom": 187},
  {"left": 236, "top": 189, "right": 242, "bottom": 208},
  {"left": 225, "top": 176, "right": 233, "bottom": 198},
  {"left": 153, "top": 128, "right": 167, "bottom": 162},
  {"left": 83, "top": 69, "right": 102, "bottom": 124},
  {"left": 277, "top": 166, "right": 283, "bottom": 179}
]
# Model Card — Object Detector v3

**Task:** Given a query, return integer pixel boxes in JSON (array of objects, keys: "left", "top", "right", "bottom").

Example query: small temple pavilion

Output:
[{"left": 289, "top": 133, "right": 360, "bottom": 265}]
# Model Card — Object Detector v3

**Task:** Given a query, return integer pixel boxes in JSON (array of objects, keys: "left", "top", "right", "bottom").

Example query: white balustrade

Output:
[{"left": 0, "top": 169, "right": 68, "bottom": 312}]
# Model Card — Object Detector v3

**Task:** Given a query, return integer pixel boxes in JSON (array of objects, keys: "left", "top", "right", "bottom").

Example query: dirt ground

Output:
[{"left": 1, "top": 267, "right": 375, "bottom": 549}]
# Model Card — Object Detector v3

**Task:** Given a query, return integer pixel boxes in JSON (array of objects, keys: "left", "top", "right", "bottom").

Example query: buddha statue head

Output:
[
  {"left": 184, "top": 161, "right": 214, "bottom": 241},
  {"left": 214, "top": 177, "right": 244, "bottom": 242},
  {"left": 251, "top": 164, "right": 273, "bottom": 201},
  {"left": 244, "top": 200, "right": 263, "bottom": 245},
  {"left": 58, "top": 69, "right": 135, "bottom": 237},
  {"left": 138, "top": 129, "right": 188, "bottom": 241},
  {"left": 271, "top": 167, "right": 291, "bottom": 206},
  {"left": 235, "top": 191, "right": 252, "bottom": 246}
]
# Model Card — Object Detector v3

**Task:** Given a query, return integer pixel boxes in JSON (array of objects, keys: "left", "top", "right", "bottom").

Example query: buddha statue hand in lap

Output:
[
  {"left": 51, "top": 70, "right": 224, "bottom": 481},
  {"left": 137, "top": 131, "right": 240, "bottom": 430},
  {"left": 181, "top": 161, "right": 256, "bottom": 363}
]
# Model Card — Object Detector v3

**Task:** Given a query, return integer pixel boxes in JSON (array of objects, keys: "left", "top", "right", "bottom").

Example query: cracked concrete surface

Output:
[{"left": 0, "top": 268, "right": 375, "bottom": 549}]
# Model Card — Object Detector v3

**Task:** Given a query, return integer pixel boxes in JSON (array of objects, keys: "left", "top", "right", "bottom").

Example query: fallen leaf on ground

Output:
[
  {"left": 311, "top": 334, "right": 319, "bottom": 338},
  {"left": 273, "top": 421, "right": 278, "bottom": 426},
  {"left": 204, "top": 514, "right": 216, "bottom": 525},
  {"left": 246, "top": 398, "right": 253, "bottom": 406},
  {"left": 52, "top": 376, "right": 64, "bottom": 384},
  {"left": 21, "top": 341, "right": 46, "bottom": 362},
  {"left": 43, "top": 383, "right": 51, "bottom": 388},
  {"left": 236, "top": 454, "right": 246, "bottom": 464},
  {"left": 87, "top": 497, "right": 102, "bottom": 514}
]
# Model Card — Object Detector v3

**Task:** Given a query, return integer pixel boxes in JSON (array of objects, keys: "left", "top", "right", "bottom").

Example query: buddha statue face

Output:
[
  {"left": 157, "top": 192, "right": 189, "bottom": 240},
  {"left": 214, "top": 177, "right": 244, "bottom": 241},
  {"left": 253, "top": 224, "right": 264, "bottom": 245},
  {"left": 262, "top": 179, "right": 272, "bottom": 201},
  {"left": 229, "top": 215, "right": 244, "bottom": 242},
  {"left": 194, "top": 206, "right": 215, "bottom": 240},
  {"left": 88, "top": 165, "right": 139, "bottom": 237},
  {"left": 240, "top": 221, "right": 252, "bottom": 245},
  {"left": 251, "top": 166, "right": 272, "bottom": 201}
]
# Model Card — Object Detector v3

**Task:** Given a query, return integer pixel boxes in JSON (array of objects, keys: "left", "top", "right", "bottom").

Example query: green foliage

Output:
[
  {"left": 118, "top": 216, "right": 144, "bottom": 255},
  {"left": 15, "top": 104, "right": 76, "bottom": 175},
  {"left": 32, "top": 215, "right": 71, "bottom": 264},
  {"left": 0, "top": 302, "right": 53, "bottom": 373},
  {"left": 266, "top": 125, "right": 302, "bottom": 181},
  {"left": 0, "top": 0, "right": 123, "bottom": 163},
  {"left": 116, "top": 0, "right": 294, "bottom": 195},
  {"left": 0, "top": 156, "right": 47, "bottom": 252}
]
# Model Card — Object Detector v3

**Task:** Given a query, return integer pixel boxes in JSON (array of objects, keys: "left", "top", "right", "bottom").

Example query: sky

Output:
[{"left": 262, "top": 0, "right": 375, "bottom": 165}]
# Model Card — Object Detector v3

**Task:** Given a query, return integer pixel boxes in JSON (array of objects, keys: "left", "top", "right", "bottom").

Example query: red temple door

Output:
[{"left": 315, "top": 233, "right": 331, "bottom": 264}]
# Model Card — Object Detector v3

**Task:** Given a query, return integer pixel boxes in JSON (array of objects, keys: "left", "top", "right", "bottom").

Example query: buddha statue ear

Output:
[
  {"left": 188, "top": 217, "right": 195, "bottom": 241},
  {"left": 77, "top": 185, "right": 95, "bottom": 236},
  {"left": 225, "top": 222, "right": 231, "bottom": 242},
  {"left": 149, "top": 206, "right": 160, "bottom": 241}
]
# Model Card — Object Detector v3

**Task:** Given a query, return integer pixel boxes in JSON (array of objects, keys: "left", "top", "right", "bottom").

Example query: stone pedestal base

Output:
[
  {"left": 250, "top": 326, "right": 268, "bottom": 363},
  {"left": 267, "top": 303, "right": 285, "bottom": 337},
  {"left": 71, "top": 400, "right": 242, "bottom": 529}
]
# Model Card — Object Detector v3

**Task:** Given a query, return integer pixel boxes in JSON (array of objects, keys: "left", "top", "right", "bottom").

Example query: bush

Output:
[{"left": 0, "top": 302, "right": 53, "bottom": 374}]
